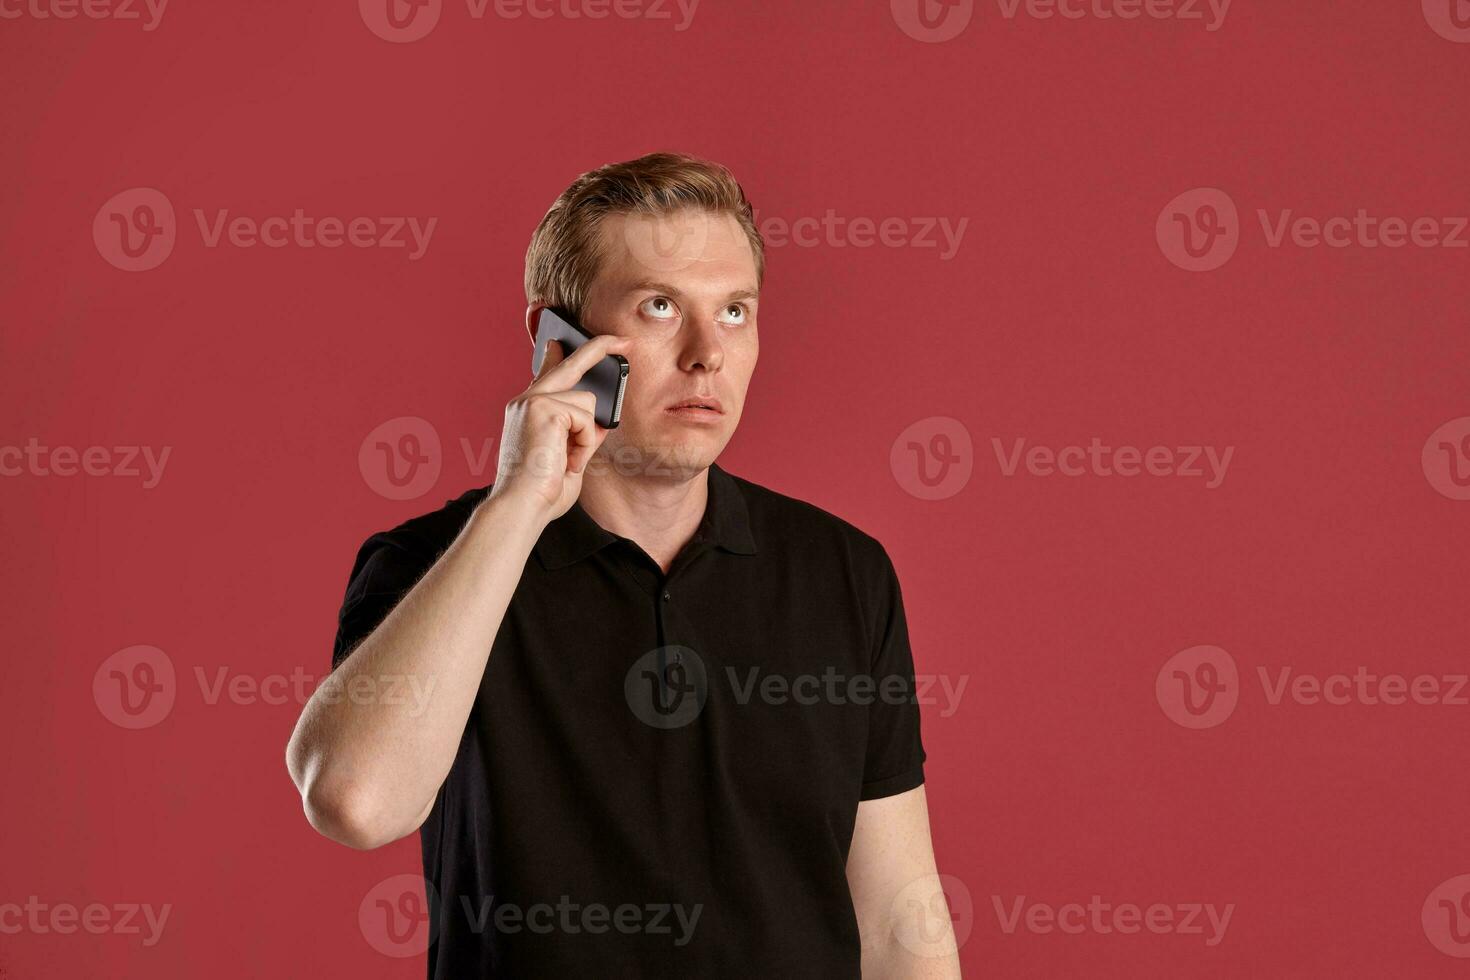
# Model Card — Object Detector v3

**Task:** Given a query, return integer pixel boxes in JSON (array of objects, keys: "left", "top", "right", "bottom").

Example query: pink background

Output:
[{"left": 3, "top": 0, "right": 1469, "bottom": 976}]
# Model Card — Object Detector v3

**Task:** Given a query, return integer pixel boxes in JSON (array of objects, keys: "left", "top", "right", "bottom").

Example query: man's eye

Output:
[
  {"left": 640, "top": 296, "right": 679, "bottom": 320},
  {"left": 716, "top": 304, "right": 747, "bottom": 326}
]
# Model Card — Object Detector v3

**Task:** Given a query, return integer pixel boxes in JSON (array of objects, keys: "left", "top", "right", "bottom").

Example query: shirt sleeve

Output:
[
  {"left": 859, "top": 546, "right": 927, "bottom": 801},
  {"left": 330, "top": 531, "right": 436, "bottom": 671}
]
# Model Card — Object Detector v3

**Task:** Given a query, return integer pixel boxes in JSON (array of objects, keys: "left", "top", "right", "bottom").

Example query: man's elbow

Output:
[
  {"left": 298, "top": 769, "right": 416, "bottom": 850},
  {"left": 286, "top": 732, "right": 415, "bottom": 851}
]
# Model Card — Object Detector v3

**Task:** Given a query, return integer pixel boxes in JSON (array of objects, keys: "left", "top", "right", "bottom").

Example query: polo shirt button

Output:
[{"left": 662, "top": 591, "right": 671, "bottom": 602}]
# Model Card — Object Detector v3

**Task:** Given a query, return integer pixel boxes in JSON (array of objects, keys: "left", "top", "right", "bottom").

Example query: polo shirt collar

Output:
[{"left": 533, "top": 461, "right": 757, "bottom": 571}]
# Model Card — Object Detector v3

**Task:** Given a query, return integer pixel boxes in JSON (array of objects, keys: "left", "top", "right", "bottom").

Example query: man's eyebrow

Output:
[{"left": 625, "top": 279, "right": 760, "bottom": 302}]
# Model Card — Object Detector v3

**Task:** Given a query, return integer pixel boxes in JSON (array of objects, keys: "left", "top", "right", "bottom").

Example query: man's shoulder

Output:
[{"left": 725, "top": 469, "right": 893, "bottom": 572}]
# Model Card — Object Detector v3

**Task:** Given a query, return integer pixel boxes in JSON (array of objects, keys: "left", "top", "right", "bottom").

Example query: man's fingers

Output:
[
  {"left": 542, "top": 393, "right": 603, "bottom": 474},
  {"left": 540, "top": 390, "right": 598, "bottom": 415},
  {"left": 529, "top": 392, "right": 602, "bottom": 473},
  {"left": 566, "top": 407, "right": 604, "bottom": 474}
]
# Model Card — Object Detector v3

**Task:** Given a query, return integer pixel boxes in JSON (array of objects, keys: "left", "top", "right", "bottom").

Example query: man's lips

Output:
[{"left": 665, "top": 398, "right": 724, "bottom": 414}]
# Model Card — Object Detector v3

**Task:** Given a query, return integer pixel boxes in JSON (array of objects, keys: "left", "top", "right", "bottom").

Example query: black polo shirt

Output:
[{"left": 330, "top": 462, "right": 926, "bottom": 977}]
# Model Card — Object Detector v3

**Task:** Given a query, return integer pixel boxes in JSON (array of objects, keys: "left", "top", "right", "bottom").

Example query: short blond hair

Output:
[{"left": 524, "top": 151, "right": 765, "bottom": 320}]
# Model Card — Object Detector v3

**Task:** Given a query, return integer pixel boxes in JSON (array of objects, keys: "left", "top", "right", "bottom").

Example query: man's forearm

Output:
[{"left": 285, "top": 489, "right": 547, "bottom": 849}]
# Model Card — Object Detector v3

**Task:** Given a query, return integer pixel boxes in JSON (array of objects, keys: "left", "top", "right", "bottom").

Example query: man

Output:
[{"left": 286, "top": 152, "right": 961, "bottom": 977}]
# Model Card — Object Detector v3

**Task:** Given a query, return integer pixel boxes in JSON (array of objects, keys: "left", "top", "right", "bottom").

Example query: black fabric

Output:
[{"left": 330, "top": 462, "right": 926, "bottom": 978}]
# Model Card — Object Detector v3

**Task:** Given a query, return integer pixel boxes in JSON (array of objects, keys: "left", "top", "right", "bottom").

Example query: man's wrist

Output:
[{"left": 473, "top": 486, "right": 554, "bottom": 541}]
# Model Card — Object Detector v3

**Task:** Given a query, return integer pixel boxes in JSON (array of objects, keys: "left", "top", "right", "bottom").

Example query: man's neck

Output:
[{"left": 577, "top": 463, "right": 710, "bottom": 574}]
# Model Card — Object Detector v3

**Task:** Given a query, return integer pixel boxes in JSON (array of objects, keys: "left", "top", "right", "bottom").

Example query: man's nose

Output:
[{"left": 679, "top": 316, "right": 724, "bottom": 372}]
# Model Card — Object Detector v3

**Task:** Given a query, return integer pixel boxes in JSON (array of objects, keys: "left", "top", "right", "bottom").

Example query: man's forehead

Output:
[{"left": 597, "top": 209, "right": 758, "bottom": 292}]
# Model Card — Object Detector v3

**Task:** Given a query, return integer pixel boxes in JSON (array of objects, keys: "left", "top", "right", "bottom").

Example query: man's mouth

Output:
[{"left": 666, "top": 399, "right": 724, "bottom": 415}]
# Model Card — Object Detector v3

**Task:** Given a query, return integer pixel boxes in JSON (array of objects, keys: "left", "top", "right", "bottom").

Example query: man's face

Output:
[{"left": 575, "top": 208, "right": 760, "bottom": 481}]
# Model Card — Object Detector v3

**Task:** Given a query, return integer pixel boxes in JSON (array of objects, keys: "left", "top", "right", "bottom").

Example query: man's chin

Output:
[{"left": 591, "top": 430, "right": 722, "bottom": 481}]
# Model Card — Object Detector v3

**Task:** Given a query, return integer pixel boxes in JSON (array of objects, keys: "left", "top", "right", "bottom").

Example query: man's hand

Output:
[{"left": 490, "top": 329, "right": 633, "bottom": 522}]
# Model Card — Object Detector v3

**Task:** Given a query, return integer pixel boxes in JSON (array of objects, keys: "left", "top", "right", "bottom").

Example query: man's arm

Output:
[
  {"left": 285, "top": 491, "right": 546, "bottom": 849},
  {"left": 284, "top": 332, "right": 631, "bottom": 850},
  {"left": 846, "top": 786, "right": 963, "bottom": 979}
]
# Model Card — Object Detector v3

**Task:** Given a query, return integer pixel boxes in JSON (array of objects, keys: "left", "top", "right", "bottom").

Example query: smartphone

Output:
[{"left": 531, "top": 307, "right": 630, "bottom": 429}]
